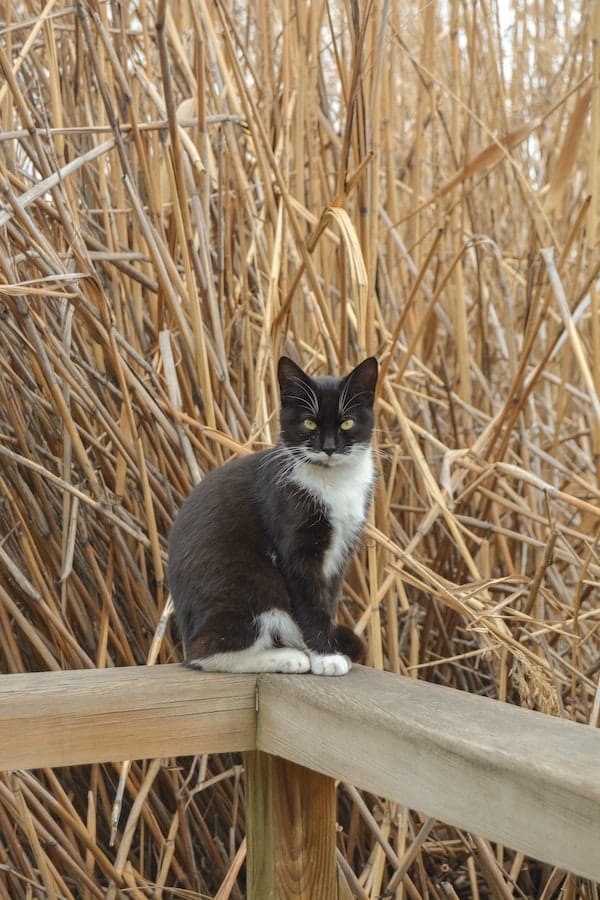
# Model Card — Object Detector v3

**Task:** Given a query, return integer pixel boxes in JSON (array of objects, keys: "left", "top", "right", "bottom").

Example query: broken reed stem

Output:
[{"left": 540, "top": 246, "right": 600, "bottom": 426}]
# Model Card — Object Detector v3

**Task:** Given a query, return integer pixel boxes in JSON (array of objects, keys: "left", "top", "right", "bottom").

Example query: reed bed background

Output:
[{"left": 0, "top": 0, "right": 598, "bottom": 896}]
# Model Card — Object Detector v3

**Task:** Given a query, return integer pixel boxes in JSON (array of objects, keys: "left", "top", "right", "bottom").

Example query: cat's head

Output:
[{"left": 277, "top": 356, "right": 378, "bottom": 467}]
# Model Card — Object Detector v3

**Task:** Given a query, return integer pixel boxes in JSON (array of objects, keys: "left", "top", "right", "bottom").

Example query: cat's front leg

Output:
[
  {"left": 304, "top": 584, "right": 365, "bottom": 675},
  {"left": 288, "top": 583, "right": 353, "bottom": 676},
  {"left": 305, "top": 622, "right": 366, "bottom": 675}
]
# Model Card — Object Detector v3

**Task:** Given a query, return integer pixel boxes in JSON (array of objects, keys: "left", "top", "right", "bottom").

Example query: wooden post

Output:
[{"left": 244, "top": 751, "right": 338, "bottom": 900}]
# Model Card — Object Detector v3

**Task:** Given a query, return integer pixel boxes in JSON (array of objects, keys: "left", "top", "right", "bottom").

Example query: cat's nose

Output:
[{"left": 322, "top": 437, "right": 336, "bottom": 456}]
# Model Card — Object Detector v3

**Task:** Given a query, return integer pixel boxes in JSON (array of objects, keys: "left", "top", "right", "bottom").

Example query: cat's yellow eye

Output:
[
  {"left": 340, "top": 418, "right": 355, "bottom": 431},
  {"left": 304, "top": 418, "right": 318, "bottom": 431}
]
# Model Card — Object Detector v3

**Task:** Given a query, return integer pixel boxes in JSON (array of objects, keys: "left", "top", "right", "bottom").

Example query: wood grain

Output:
[
  {"left": 256, "top": 665, "right": 600, "bottom": 882},
  {"left": 245, "top": 751, "right": 338, "bottom": 900},
  {"left": 0, "top": 664, "right": 257, "bottom": 769}
]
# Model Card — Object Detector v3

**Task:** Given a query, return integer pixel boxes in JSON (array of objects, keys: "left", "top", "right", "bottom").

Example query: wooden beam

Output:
[
  {"left": 2, "top": 662, "right": 599, "bottom": 885},
  {"left": 256, "top": 665, "right": 600, "bottom": 882},
  {"left": 244, "top": 750, "right": 338, "bottom": 900},
  {"left": 0, "top": 664, "right": 257, "bottom": 769}
]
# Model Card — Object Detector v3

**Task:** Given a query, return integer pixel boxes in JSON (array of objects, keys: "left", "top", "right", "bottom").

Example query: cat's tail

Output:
[{"left": 333, "top": 624, "right": 366, "bottom": 663}]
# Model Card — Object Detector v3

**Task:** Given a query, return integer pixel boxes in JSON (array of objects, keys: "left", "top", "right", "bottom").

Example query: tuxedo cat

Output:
[{"left": 167, "top": 355, "right": 378, "bottom": 676}]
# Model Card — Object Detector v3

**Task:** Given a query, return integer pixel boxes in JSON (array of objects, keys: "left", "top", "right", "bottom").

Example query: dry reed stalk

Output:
[{"left": 0, "top": 0, "right": 598, "bottom": 895}]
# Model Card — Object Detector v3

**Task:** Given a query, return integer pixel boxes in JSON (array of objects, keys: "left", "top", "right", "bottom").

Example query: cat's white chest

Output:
[{"left": 292, "top": 447, "right": 374, "bottom": 579}]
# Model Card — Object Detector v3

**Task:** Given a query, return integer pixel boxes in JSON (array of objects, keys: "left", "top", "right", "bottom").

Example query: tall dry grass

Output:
[{"left": 0, "top": 0, "right": 598, "bottom": 896}]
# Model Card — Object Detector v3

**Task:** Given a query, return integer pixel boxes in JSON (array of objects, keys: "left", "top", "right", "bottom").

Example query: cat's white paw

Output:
[
  {"left": 188, "top": 647, "right": 310, "bottom": 673},
  {"left": 276, "top": 649, "right": 311, "bottom": 673},
  {"left": 309, "top": 653, "right": 351, "bottom": 676}
]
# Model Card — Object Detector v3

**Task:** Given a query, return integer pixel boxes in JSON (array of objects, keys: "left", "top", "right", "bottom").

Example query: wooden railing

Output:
[{"left": 1, "top": 664, "right": 599, "bottom": 897}]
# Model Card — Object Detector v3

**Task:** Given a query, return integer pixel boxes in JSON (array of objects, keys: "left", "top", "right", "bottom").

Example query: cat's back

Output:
[
  {"left": 170, "top": 449, "right": 270, "bottom": 536},
  {"left": 167, "top": 449, "right": 276, "bottom": 608}
]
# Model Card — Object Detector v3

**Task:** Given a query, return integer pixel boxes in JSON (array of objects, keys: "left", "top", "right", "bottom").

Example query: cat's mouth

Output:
[{"left": 302, "top": 451, "right": 347, "bottom": 468}]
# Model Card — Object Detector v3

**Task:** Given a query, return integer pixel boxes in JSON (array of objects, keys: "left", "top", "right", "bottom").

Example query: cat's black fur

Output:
[{"left": 167, "top": 355, "right": 378, "bottom": 675}]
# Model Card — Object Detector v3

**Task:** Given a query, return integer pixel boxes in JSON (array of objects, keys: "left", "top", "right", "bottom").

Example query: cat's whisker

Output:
[
  {"left": 338, "top": 379, "right": 350, "bottom": 417},
  {"left": 285, "top": 376, "right": 319, "bottom": 416},
  {"left": 281, "top": 392, "right": 318, "bottom": 412},
  {"left": 371, "top": 446, "right": 394, "bottom": 463},
  {"left": 340, "top": 389, "right": 375, "bottom": 417}
]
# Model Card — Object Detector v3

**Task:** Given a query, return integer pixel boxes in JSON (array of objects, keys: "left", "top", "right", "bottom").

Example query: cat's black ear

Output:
[
  {"left": 345, "top": 357, "right": 378, "bottom": 405},
  {"left": 277, "top": 356, "right": 310, "bottom": 397}
]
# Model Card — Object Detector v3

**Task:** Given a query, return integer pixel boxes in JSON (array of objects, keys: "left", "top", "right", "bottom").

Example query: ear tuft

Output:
[
  {"left": 346, "top": 357, "right": 378, "bottom": 404},
  {"left": 277, "top": 356, "right": 310, "bottom": 395}
]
